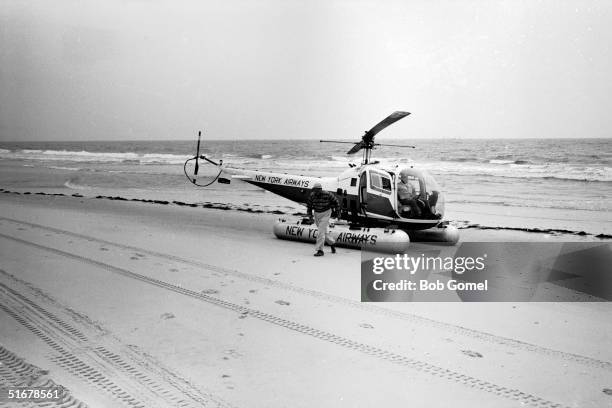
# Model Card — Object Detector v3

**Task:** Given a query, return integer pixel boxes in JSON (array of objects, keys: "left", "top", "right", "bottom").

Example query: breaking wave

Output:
[
  {"left": 489, "top": 159, "right": 531, "bottom": 165},
  {"left": 63, "top": 178, "right": 91, "bottom": 190},
  {"left": 418, "top": 161, "right": 612, "bottom": 183},
  {"left": 1, "top": 144, "right": 610, "bottom": 182},
  {"left": 49, "top": 166, "right": 80, "bottom": 171},
  {"left": 0, "top": 149, "right": 191, "bottom": 165}
]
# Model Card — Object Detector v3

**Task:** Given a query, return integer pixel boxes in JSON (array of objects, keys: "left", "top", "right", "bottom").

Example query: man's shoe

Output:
[
  {"left": 330, "top": 245, "right": 336, "bottom": 254},
  {"left": 314, "top": 250, "right": 324, "bottom": 257}
]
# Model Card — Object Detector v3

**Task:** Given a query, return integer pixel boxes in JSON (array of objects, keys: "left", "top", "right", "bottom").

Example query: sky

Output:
[{"left": 1, "top": 0, "right": 611, "bottom": 141}]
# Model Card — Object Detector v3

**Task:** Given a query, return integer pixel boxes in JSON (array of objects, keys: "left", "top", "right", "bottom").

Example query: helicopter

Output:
[{"left": 184, "top": 111, "right": 459, "bottom": 244}]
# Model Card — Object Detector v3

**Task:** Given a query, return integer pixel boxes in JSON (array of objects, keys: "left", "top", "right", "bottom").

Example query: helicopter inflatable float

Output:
[{"left": 184, "top": 111, "right": 459, "bottom": 253}]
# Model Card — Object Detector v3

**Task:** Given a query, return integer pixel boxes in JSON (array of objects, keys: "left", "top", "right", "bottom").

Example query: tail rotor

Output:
[
  {"left": 194, "top": 131, "right": 201, "bottom": 180},
  {"left": 184, "top": 130, "right": 225, "bottom": 187}
]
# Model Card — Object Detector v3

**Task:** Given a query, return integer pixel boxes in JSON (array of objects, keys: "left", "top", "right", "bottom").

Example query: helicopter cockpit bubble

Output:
[{"left": 397, "top": 167, "right": 445, "bottom": 219}]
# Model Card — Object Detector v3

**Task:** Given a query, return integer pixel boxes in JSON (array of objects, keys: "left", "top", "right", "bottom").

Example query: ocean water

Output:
[{"left": 0, "top": 139, "right": 610, "bottom": 235}]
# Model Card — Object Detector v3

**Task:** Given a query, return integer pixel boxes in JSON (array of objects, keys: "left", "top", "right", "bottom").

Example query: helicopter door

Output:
[{"left": 358, "top": 169, "right": 396, "bottom": 219}]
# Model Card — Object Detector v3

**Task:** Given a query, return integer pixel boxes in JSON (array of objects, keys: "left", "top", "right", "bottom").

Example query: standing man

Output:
[{"left": 306, "top": 182, "right": 338, "bottom": 257}]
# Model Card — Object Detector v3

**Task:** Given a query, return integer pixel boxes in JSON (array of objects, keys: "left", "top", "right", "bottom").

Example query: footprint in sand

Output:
[
  {"left": 160, "top": 312, "right": 175, "bottom": 320},
  {"left": 359, "top": 323, "right": 374, "bottom": 329},
  {"left": 461, "top": 350, "right": 483, "bottom": 358},
  {"left": 223, "top": 379, "right": 235, "bottom": 390},
  {"left": 225, "top": 349, "right": 243, "bottom": 359},
  {"left": 275, "top": 300, "right": 290, "bottom": 306}
]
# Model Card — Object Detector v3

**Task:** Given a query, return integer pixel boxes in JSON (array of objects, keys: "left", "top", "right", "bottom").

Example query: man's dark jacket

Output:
[{"left": 307, "top": 190, "right": 339, "bottom": 215}]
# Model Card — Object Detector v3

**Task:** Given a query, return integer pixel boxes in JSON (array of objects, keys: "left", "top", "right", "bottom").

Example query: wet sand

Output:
[{"left": 0, "top": 193, "right": 611, "bottom": 407}]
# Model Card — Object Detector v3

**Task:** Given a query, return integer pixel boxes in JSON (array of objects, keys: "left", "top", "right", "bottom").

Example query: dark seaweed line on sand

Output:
[
  {"left": 1, "top": 188, "right": 611, "bottom": 240},
  {"left": 0, "top": 188, "right": 298, "bottom": 217},
  {"left": 454, "top": 221, "right": 612, "bottom": 239}
]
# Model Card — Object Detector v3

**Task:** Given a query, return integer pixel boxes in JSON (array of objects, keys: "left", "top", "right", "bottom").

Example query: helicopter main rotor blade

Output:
[
  {"left": 347, "top": 141, "right": 364, "bottom": 155},
  {"left": 366, "top": 111, "right": 410, "bottom": 139},
  {"left": 319, "top": 139, "right": 365, "bottom": 153},
  {"left": 348, "top": 111, "right": 411, "bottom": 154},
  {"left": 319, "top": 140, "right": 359, "bottom": 144},
  {"left": 373, "top": 142, "right": 416, "bottom": 149}
]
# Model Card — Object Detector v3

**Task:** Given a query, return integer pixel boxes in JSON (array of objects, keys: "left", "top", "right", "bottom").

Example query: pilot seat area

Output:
[{"left": 397, "top": 168, "right": 443, "bottom": 220}]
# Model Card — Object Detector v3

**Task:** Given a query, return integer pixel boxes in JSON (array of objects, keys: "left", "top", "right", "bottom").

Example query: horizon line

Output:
[{"left": 1, "top": 136, "right": 610, "bottom": 143}]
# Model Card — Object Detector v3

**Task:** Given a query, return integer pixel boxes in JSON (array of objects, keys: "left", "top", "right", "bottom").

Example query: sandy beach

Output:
[
  {"left": 1, "top": 192, "right": 611, "bottom": 408},
  {"left": 3, "top": 0, "right": 612, "bottom": 406}
]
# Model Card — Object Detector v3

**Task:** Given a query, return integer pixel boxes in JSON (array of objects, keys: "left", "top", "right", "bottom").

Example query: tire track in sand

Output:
[
  {"left": 0, "top": 276, "right": 235, "bottom": 408},
  {"left": 0, "top": 232, "right": 575, "bottom": 408},
  {"left": 0, "top": 344, "right": 89, "bottom": 408},
  {"left": 1, "top": 216, "right": 610, "bottom": 372}
]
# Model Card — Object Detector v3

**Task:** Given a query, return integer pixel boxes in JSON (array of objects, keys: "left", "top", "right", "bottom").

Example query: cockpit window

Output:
[
  {"left": 422, "top": 172, "right": 441, "bottom": 192},
  {"left": 381, "top": 177, "right": 392, "bottom": 190},
  {"left": 403, "top": 176, "right": 420, "bottom": 195},
  {"left": 396, "top": 167, "right": 445, "bottom": 219},
  {"left": 370, "top": 172, "right": 391, "bottom": 194}
]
